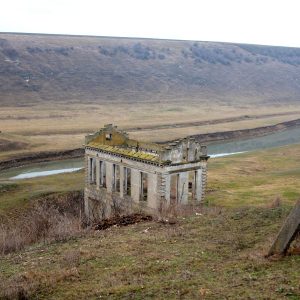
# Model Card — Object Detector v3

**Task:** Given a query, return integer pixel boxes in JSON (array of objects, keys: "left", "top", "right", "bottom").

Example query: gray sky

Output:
[{"left": 1, "top": 0, "right": 300, "bottom": 47}]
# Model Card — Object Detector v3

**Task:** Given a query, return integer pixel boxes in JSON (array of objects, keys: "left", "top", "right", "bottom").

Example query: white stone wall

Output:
[
  {"left": 147, "top": 172, "right": 159, "bottom": 209},
  {"left": 131, "top": 168, "right": 141, "bottom": 204},
  {"left": 195, "top": 169, "right": 202, "bottom": 202},
  {"left": 178, "top": 172, "right": 189, "bottom": 204},
  {"left": 84, "top": 148, "right": 208, "bottom": 221},
  {"left": 105, "top": 161, "right": 113, "bottom": 193}
]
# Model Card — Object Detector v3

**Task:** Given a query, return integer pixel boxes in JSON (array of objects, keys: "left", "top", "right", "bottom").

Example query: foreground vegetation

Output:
[
  {"left": 0, "top": 144, "right": 299, "bottom": 299},
  {"left": 0, "top": 170, "right": 84, "bottom": 217}
]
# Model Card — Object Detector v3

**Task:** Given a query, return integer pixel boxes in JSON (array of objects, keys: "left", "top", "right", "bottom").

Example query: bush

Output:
[{"left": 0, "top": 191, "right": 84, "bottom": 255}]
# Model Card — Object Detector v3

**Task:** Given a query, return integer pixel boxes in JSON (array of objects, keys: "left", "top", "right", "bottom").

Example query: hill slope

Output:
[
  {"left": 1, "top": 33, "right": 300, "bottom": 105},
  {"left": 1, "top": 145, "right": 300, "bottom": 299}
]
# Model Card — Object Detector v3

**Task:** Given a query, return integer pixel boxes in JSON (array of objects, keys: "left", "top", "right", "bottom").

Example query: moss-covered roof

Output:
[
  {"left": 126, "top": 139, "right": 164, "bottom": 152},
  {"left": 87, "top": 142, "right": 160, "bottom": 163}
]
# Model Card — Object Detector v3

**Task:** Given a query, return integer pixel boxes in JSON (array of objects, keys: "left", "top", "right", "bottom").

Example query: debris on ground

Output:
[{"left": 94, "top": 213, "right": 153, "bottom": 231}]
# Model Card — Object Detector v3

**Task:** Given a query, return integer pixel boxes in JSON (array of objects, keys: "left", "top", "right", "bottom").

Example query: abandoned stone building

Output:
[{"left": 84, "top": 124, "right": 209, "bottom": 221}]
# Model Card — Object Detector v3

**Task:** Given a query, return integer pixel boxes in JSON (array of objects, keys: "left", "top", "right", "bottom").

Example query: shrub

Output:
[{"left": 0, "top": 191, "right": 84, "bottom": 255}]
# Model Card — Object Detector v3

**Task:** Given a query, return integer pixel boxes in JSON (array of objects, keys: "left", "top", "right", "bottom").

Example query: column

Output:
[
  {"left": 164, "top": 174, "right": 171, "bottom": 206},
  {"left": 87, "top": 156, "right": 92, "bottom": 184},
  {"left": 191, "top": 171, "right": 196, "bottom": 201},
  {"left": 170, "top": 174, "right": 178, "bottom": 204},
  {"left": 178, "top": 172, "right": 188, "bottom": 204},
  {"left": 131, "top": 169, "right": 141, "bottom": 203},
  {"left": 106, "top": 162, "right": 113, "bottom": 193},
  {"left": 195, "top": 168, "right": 203, "bottom": 203},
  {"left": 120, "top": 165, "right": 124, "bottom": 198},
  {"left": 147, "top": 173, "right": 158, "bottom": 209}
]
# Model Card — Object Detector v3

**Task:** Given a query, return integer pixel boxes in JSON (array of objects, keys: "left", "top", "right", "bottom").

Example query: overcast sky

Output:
[{"left": 1, "top": 0, "right": 300, "bottom": 47}]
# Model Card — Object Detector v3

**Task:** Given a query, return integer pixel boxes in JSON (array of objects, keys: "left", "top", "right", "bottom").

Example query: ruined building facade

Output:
[{"left": 84, "top": 124, "right": 209, "bottom": 221}]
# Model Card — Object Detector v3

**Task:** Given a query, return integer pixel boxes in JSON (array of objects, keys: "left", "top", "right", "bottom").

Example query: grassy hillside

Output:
[
  {"left": 0, "top": 144, "right": 299, "bottom": 299},
  {"left": 1, "top": 33, "right": 300, "bottom": 106}
]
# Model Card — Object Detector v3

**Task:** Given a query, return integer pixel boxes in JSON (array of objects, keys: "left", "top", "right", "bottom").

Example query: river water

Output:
[
  {"left": 0, "top": 127, "right": 300, "bottom": 180},
  {"left": 207, "top": 126, "right": 300, "bottom": 155},
  {"left": 0, "top": 158, "right": 84, "bottom": 181}
]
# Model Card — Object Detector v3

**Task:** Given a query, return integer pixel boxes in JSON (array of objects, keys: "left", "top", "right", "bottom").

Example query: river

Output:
[
  {"left": 0, "top": 127, "right": 300, "bottom": 181},
  {"left": 0, "top": 158, "right": 83, "bottom": 181},
  {"left": 207, "top": 126, "right": 300, "bottom": 155}
]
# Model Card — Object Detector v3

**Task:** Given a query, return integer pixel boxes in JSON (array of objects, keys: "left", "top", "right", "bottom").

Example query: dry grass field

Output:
[
  {"left": 1, "top": 100, "right": 300, "bottom": 161},
  {"left": 0, "top": 144, "right": 299, "bottom": 299}
]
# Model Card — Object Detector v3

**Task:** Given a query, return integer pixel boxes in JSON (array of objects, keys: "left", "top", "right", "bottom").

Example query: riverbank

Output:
[
  {"left": 191, "top": 117, "right": 300, "bottom": 143},
  {"left": 0, "top": 148, "right": 84, "bottom": 171},
  {"left": 1, "top": 118, "right": 300, "bottom": 171}
]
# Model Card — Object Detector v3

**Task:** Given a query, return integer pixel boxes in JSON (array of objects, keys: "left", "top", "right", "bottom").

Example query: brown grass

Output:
[
  {"left": 0, "top": 204, "right": 298, "bottom": 299},
  {"left": 0, "top": 145, "right": 299, "bottom": 299},
  {"left": 0, "top": 192, "right": 84, "bottom": 255},
  {"left": 1, "top": 101, "right": 300, "bottom": 160},
  {"left": 0, "top": 267, "right": 80, "bottom": 300}
]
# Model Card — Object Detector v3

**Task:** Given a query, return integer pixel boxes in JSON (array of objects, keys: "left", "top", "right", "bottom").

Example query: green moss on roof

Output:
[
  {"left": 87, "top": 142, "right": 160, "bottom": 163},
  {"left": 126, "top": 139, "right": 164, "bottom": 151}
]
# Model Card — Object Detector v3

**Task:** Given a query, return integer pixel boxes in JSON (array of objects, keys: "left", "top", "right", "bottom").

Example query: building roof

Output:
[
  {"left": 85, "top": 124, "right": 208, "bottom": 165},
  {"left": 85, "top": 124, "right": 162, "bottom": 164},
  {"left": 87, "top": 142, "right": 160, "bottom": 163}
]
